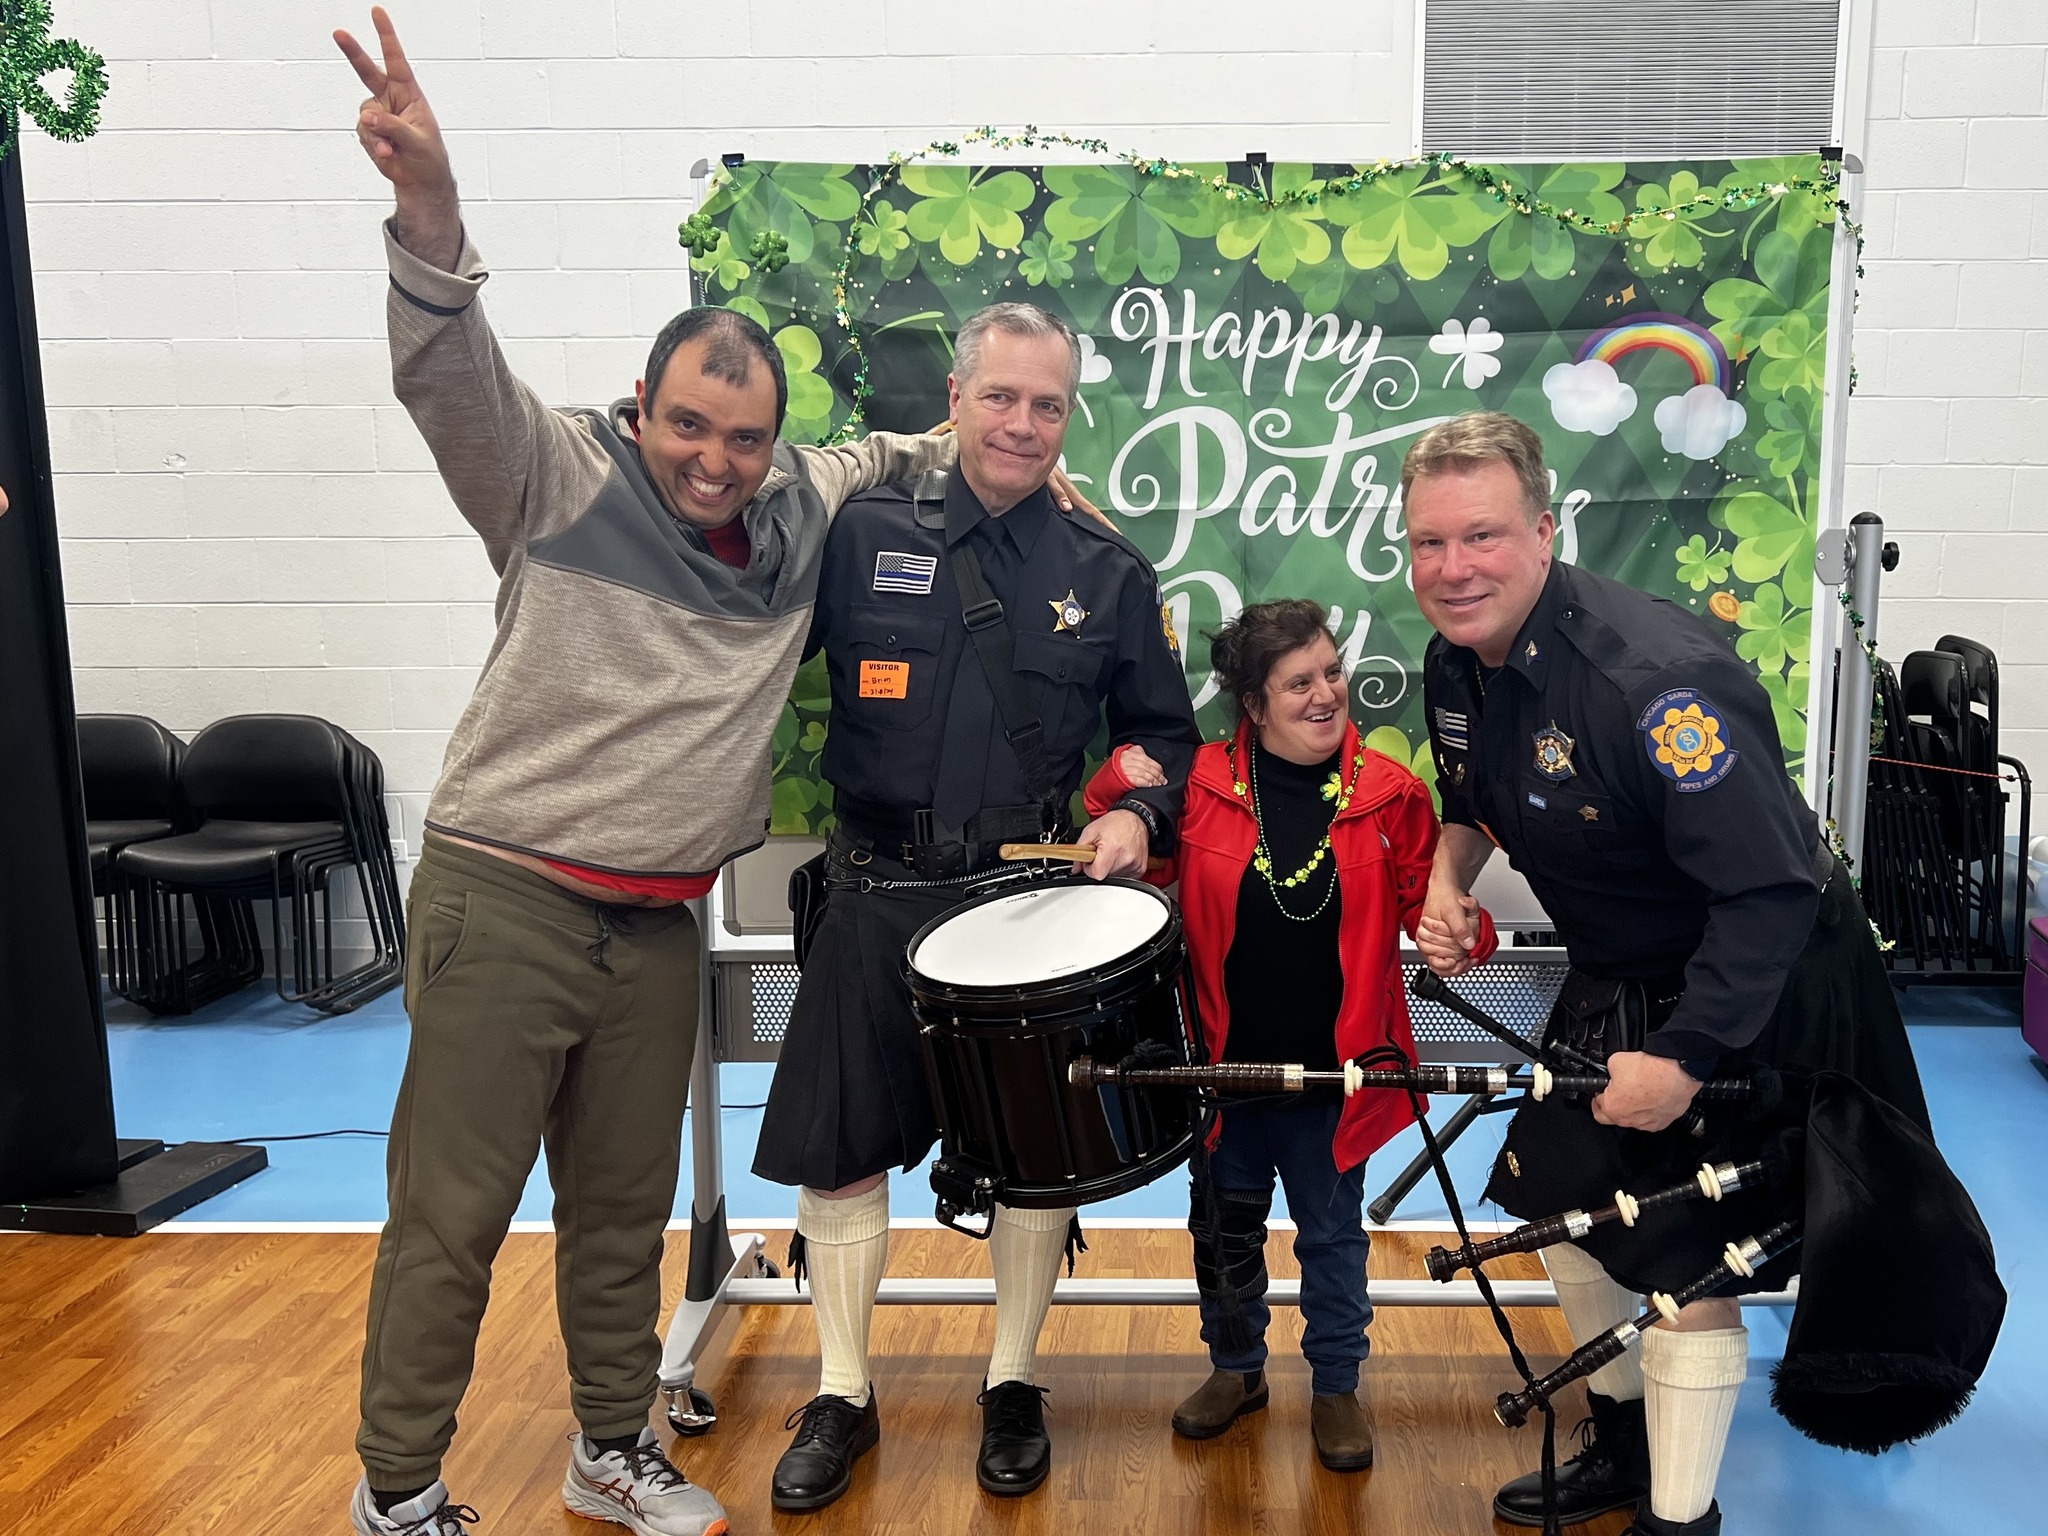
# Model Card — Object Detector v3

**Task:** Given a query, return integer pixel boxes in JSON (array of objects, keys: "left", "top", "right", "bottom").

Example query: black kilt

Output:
[
  {"left": 1483, "top": 853, "right": 1926, "bottom": 1297},
  {"left": 753, "top": 838, "right": 1000, "bottom": 1191}
]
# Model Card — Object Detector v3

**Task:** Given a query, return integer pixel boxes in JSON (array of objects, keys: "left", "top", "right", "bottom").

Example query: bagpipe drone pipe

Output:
[{"left": 1081, "top": 971, "right": 2008, "bottom": 1459}]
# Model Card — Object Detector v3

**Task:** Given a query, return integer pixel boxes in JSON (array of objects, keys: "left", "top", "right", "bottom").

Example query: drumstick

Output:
[
  {"left": 998, "top": 843, "right": 1171, "bottom": 873},
  {"left": 1000, "top": 842, "right": 1099, "bottom": 863}
]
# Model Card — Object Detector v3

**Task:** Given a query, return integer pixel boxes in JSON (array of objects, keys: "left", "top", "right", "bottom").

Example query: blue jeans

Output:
[{"left": 1193, "top": 1097, "right": 1372, "bottom": 1396}]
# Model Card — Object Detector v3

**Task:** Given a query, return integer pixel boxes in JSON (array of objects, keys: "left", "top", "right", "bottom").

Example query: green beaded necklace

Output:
[{"left": 1229, "top": 736, "right": 1368, "bottom": 923}]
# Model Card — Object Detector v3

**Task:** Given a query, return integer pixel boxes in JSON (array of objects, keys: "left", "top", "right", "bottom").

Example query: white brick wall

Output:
[
  {"left": 1852, "top": 0, "right": 2048, "bottom": 806},
  {"left": 33, "top": 0, "right": 1416, "bottom": 870},
  {"left": 31, "top": 0, "right": 2046, "bottom": 875}
]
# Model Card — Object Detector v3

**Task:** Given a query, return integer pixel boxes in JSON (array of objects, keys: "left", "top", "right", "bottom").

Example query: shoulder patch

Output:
[{"left": 1639, "top": 688, "right": 1738, "bottom": 791}]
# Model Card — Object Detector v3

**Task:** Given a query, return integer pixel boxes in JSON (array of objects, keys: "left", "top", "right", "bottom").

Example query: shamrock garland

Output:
[
  {"left": 0, "top": 0, "right": 110, "bottom": 161},
  {"left": 695, "top": 129, "right": 1854, "bottom": 445}
]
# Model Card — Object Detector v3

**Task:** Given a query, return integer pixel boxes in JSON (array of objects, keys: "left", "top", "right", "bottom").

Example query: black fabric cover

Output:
[{"left": 1771, "top": 1071, "right": 2005, "bottom": 1454}]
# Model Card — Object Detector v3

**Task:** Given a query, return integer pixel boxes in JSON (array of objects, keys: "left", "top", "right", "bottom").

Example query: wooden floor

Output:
[{"left": 0, "top": 1227, "right": 1631, "bottom": 1536}]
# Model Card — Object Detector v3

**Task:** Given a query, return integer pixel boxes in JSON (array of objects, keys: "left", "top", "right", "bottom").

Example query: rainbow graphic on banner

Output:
[{"left": 1576, "top": 312, "right": 1734, "bottom": 396}]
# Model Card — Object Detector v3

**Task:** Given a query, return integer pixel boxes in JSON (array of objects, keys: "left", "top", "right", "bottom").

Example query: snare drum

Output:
[{"left": 907, "top": 877, "right": 1199, "bottom": 1232}]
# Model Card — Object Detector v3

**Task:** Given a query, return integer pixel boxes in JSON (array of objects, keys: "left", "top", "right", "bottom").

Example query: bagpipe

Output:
[{"left": 1085, "top": 968, "right": 2006, "bottom": 1470}]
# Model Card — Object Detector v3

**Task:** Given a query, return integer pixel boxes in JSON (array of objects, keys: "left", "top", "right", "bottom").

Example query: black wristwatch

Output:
[{"left": 1113, "top": 796, "right": 1163, "bottom": 844}]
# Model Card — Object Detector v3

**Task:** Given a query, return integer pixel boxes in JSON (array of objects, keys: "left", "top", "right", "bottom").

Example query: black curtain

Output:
[{"left": 0, "top": 148, "right": 119, "bottom": 1200}]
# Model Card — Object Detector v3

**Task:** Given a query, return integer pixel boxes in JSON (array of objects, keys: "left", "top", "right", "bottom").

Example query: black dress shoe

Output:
[
  {"left": 1493, "top": 1390, "right": 1650, "bottom": 1527},
  {"left": 976, "top": 1380, "right": 1052, "bottom": 1497},
  {"left": 772, "top": 1390, "right": 881, "bottom": 1512},
  {"left": 1626, "top": 1500, "right": 1721, "bottom": 1535}
]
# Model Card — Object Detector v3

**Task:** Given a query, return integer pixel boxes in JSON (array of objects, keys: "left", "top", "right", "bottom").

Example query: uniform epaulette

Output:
[
  {"left": 1554, "top": 569, "right": 1738, "bottom": 702},
  {"left": 1067, "top": 514, "right": 1156, "bottom": 576}
]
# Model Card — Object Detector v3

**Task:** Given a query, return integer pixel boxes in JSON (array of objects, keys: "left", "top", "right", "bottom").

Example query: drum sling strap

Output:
[{"left": 949, "top": 542, "right": 1062, "bottom": 835}]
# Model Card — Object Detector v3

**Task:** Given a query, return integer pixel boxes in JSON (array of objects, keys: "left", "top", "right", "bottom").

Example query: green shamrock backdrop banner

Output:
[{"left": 687, "top": 150, "right": 1842, "bottom": 833}]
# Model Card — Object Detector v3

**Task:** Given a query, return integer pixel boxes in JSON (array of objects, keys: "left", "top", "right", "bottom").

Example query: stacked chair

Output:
[
  {"left": 79, "top": 714, "right": 206, "bottom": 1001},
  {"left": 104, "top": 714, "right": 406, "bottom": 1015},
  {"left": 1860, "top": 635, "right": 2032, "bottom": 979}
]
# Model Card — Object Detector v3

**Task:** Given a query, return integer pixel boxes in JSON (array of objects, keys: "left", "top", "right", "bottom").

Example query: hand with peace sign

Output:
[{"left": 335, "top": 7, "right": 462, "bottom": 269}]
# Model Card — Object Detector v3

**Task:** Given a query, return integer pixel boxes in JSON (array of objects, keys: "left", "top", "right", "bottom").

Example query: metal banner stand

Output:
[{"left": 1818, "top": 512, "right": 1893, "bottom": 871}]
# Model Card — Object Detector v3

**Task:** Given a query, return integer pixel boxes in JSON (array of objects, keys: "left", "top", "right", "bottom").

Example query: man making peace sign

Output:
[{"left": 332, "top": 10, "right": 968, "bottom": 1534}]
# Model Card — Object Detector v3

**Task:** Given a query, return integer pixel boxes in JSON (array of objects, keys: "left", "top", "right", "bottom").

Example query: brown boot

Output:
[
  {"left": 1311, "top": 1391, "right": 1374, "bottom": 1471},
  {"left": 1171, "top": 1369, "right": 1269, "bottom": 1439}
]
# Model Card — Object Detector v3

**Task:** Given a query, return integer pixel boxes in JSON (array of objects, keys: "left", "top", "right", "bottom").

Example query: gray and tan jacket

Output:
[{"left": 385, "top": 225, "right": 954, "bottom": 875}]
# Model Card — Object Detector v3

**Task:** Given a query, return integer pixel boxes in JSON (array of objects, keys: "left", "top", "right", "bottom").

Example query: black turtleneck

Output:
[{"left": 1222, "top": 739, "right": 1344, "bottom": 1075}]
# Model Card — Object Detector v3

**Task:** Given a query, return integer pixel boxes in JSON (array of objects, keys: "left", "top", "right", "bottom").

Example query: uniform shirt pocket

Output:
[
  {"left": 846, "top": 604, "right": 947, "bottom": 731},
  {"left": 1518, "top": 781, "right": 1644, "bottom": 859},
  {"left": 1012, "top": 632, "right": 1114, "bottom": 762}
]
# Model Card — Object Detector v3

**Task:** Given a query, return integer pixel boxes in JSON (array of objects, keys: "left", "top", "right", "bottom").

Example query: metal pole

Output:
[
  {"left": 1830, "top": 511, "right": 1887, "bottom": 874},
  {"left": 682, "top": 897, "right": 728, "bottom": 1305},
  {"left": 716, "top": 1276, "right": 1798, "bottom": 1310}
]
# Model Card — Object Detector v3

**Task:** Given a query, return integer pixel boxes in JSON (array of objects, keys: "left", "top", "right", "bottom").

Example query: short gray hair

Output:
[
  {"left": 1402, "top": 411, "right": 1551, "bottom": 524},
  {"left": 954, "top": 302, "right": 1082, "bottom": 402}
]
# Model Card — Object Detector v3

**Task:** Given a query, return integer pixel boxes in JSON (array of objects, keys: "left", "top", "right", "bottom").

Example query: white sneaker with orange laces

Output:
[{"left": 562, "top": 1428, "right": 730, "bottom": 1536}]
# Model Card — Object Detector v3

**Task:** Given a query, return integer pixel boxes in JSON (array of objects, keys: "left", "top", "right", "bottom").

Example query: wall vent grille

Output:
[{"left": 1421, "top": 0, "right": 1840, "bottom": 159}]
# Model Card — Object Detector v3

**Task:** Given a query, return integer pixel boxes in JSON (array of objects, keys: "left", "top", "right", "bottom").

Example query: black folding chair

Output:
[
  {"left": 1938, "top": 634, "right": 2019, "bottom": 965},
  {"left": 77, "top": 713, "right": 203, "bottom": 999},
  {"left": 117, "top": 715, "right": 404, "bottom": 1015}
]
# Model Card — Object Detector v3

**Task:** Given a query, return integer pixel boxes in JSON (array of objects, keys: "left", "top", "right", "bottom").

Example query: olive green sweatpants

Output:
[{"left": 356, "top": 834, "right": 699, "bottom": 1490}]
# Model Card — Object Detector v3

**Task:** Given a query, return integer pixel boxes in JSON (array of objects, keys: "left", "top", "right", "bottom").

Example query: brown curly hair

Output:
[{"left": 1208, "top": 598, "right": 1333, "bottom": 725}]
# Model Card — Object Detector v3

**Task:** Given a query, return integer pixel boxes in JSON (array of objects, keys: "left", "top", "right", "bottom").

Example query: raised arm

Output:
[
  {"left": 336, "top": 7, "right": 460, "bottom": 269},
  {"left": 337, "top": 9, "right": 605, "bottom": 569}
]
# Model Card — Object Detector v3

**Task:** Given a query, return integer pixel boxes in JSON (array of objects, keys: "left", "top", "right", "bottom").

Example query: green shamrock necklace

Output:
[{"left": 1230, "top": 736, "right": 1367, "bottom": 922}]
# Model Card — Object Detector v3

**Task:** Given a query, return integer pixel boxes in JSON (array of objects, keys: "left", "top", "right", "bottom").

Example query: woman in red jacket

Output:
[{"left": 1086, "top": 599, "right": 1495, "bottom": 1472}]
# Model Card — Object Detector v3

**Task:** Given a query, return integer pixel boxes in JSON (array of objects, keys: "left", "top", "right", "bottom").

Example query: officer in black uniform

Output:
[
  {"left": 1403, "top": 413, "right": 1923, "bottom": 1536},
  {"left": 755, "top": 303, "right": 1201, "bottom": 1514}
]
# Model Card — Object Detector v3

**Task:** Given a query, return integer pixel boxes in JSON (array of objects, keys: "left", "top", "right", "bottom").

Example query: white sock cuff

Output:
[
  {"left": 798, "top": 1180, "right": 890, "bottom": 1245},
  {"left": 993, "top": 1202, "right": 1075, "bottom": 1234},
  {"left": 1643, "top": 1324, "right": 1749, "bottom": 1389},
  {"left": 1540, "top": 1240, "right": 1615, "bottom": 1285}
]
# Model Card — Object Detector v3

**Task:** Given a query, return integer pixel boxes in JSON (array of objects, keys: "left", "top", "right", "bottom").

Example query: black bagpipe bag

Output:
[{"left": 1771, "top": 1069, "right": 2006, "bottom": 1454}]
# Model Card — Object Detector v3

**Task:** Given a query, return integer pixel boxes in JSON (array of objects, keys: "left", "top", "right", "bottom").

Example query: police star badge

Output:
[
  {"left": 1050, "top": 589, "right": 1088, "bottom": 634},
  {"left": 1532, "top": 722, "right": 1576, "bottom": 781}
]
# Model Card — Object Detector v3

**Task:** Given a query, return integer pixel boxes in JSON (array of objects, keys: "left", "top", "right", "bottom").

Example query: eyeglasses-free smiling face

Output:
[
  {"left": 948, "top": 328, "right": 1074, "bottom": 515},
  {"left": 1405, "top": 460, "right": 1556, "bottom": 668},
  {"left": 1246, "top": 632, "right": 1349, "bottom": 766},
  {"left": 632, "top": 336, "right": 780, "bottom": 530}
]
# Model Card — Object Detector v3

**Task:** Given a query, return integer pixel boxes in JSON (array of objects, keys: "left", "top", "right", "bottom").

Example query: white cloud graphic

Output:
[
  {"left": 1653, "top": 384, "right": 1748, "bottom": 460},
  {"left": 1542, "top": 359, "right": 1638, "bottom": 436}
]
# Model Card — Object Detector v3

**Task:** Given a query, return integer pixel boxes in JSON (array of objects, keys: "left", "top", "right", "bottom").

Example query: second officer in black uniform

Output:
[
  {"left": 756, "top": 303, "right": 1202, "bottom": 1513},
  {"left": 1402, "top": 413, "right": 1924, "bottom": 1536}
]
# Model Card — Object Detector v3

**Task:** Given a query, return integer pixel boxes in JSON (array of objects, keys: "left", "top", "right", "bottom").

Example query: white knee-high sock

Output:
[
  {"left": 1642, "top": 1324, "right": 1748, "bottom": 1524},
  {"left": 1541, "top": 1241, "right": 1645, "bottom": 1403},
  {"left": 798, "top": 1181, "right": 891, "bottom": 1405},
  {"left": 988, "top": 1204, "right": 1074, "bottom": 1387}
]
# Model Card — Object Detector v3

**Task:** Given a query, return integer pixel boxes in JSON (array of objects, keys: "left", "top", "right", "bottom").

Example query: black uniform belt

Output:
[{"left": 833, "top": 796, "right": 1065, "bottom": 881}]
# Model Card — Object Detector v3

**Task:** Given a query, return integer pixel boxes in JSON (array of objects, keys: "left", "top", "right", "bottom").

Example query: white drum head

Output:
[{"left": 911, "top": 882, "right": 1169, "bottom": 988}]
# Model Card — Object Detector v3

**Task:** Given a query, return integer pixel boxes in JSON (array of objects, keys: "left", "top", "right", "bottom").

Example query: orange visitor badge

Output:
[{"left": 859, "top": 660, "right": 911, "bottom": 699}]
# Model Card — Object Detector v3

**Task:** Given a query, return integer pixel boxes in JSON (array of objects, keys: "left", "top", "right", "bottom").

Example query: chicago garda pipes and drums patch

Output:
[{"left": 1640, "top": 688, "right": 1737, "bottom": 790}]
